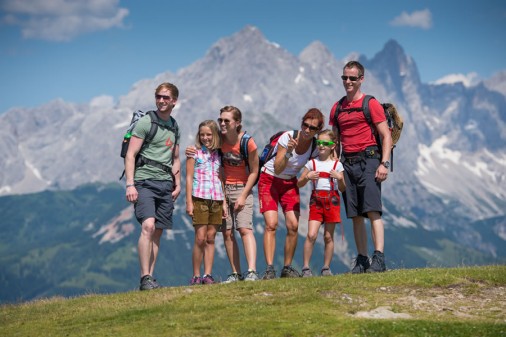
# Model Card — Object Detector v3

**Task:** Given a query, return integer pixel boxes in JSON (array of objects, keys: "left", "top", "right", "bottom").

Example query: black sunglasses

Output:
[
  {"left": 302, "top": 122, "right": 319, "bottom": 131},
  {"left": 341, "top": 75, "right": 361, "bottom": 81},
  {"left": 217, "top": 118, "right": 232, "bottom": 124},
  {"left": 155, "top": 94, "right": 173, "bottom": 101}
]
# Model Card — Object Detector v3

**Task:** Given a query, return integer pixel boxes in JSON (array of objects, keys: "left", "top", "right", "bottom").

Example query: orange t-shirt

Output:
[{"left": 221, "top": 135, "right": 257, "bottom": 184}]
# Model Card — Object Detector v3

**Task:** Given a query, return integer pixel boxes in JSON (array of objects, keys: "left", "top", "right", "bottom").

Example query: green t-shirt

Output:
[{"left": 132, "top": 112, "right": 180, "bottom": 181}]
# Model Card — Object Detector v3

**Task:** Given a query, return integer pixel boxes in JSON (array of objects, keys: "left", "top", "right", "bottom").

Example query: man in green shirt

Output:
[{"left": 124, "top": 82, "right": 181, "bottom": 290}]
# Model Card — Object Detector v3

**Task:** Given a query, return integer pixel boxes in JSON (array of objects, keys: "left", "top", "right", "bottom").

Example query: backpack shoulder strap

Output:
[
  {"left": 333, "top": 96, "right": 347, "bottom": 134},
  {"left": 145, "top": 110, "right": 159, "bottom": 144},
  {"left": 310, "top": 137, "right": 317, "bottom": 158},
  {"left": 311, "top": 158, "right": 317, "bottom": 190},
  {"left": 362, "top": 95, "right": 374, "bottom": 126},
  {"left": 240, "top": 131, "right": 252, "bottom": 167}
]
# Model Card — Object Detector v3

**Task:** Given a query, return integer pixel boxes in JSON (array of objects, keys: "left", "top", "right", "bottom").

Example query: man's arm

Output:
[
  {"left": 125, "top": 136, "right": 143, "bottom": 203},
  {"left": 172, "top": 144, "right": 181, "bottom": 199}
]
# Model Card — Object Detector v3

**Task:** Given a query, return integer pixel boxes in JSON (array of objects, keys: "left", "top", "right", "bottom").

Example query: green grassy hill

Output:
[{"left": 1, "top": 266, "right": 505, "bottom": 337}]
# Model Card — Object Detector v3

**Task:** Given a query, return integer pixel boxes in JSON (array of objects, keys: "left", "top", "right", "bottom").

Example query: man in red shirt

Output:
[{"left": 329, "top": 61, "right": 392, "bottom": 273}]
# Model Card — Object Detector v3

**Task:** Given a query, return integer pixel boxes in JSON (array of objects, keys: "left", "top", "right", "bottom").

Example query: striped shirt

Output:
[{"left": 191, "top": 148, "right": 224, "bottom": 201}]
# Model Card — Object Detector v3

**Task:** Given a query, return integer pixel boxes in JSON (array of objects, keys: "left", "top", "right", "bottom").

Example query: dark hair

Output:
[
  {"left": 301, "top": 108, "right": 324, "bottom": 131},
  {"left": 343, "top": 61, "right": 365, "bottom": 77}
]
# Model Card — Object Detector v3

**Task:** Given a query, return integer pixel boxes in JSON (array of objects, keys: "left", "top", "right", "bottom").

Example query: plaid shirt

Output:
[{"left": 191, "top": 148, "right": 224, "bottom": 201}]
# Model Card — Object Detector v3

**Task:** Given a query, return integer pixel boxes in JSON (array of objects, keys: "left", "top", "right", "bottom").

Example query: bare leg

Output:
[
  {"left": 138, "top": 217, "right": 157, "bottom": 277},
  {"left": 368, "top": 211, "right": 384, "bottom": 252},
  {"left": 192, "top": 225, "right": 206, "bottom": 276},
  {"left": 303, "top": 220, "right": 321, "bottom": 268},
  {"left": 263, "top": 210, "right": 278, "bottom": 265},
  {"left": 203, "top": 225, "right": 218, "bottom": 275},
  {"left": 222, "top": 228, "right": 241, "bottom": 273},
  {"left": 323, "top": 223, "right": 336, "bottom": 267},
  {"left": 352, "top": 216, "right": 368, "bottom": 256},
  {"left": 283, "top": 210, "right": 300, "bottom": 266},
  {"left": 238, "top": 227, "right": 257, "bottom": 271}
]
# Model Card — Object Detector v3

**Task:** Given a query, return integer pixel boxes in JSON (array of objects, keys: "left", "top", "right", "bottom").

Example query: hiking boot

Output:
[
  {"left": 321, "top": 266, "right": 333, "bottom": 276},
  {"left": 244, "top": 270, "right": 259, "bottom": 281},
  {"left": 280, "top": 265, "right": 301, "bottom": 278},
  {"left": 262, "top": 265, "right": 277, "bottom": 280},
  {"left": 189, "top": 276, "right": 202, "bottom": 285},
  {"left": 367, "top": 251, "right": 386, "bottom": 273},
  {"left": 223, "top": 272, "right": 241, "bottom": 284},
  {"left": 139, "top": 275, "right": 158, "bottom": 291},
  {"left": 201, "top": 274, "right": 215, "bottom": 284},
  {"left": 351, "top": 254, "right": 371, "bottom": 274},
  {"left": 301, "top": 267, "right": 313, "bottom": 278}
]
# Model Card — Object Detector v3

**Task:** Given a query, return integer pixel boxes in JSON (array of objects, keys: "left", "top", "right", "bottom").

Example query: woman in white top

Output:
[{"left": 258, "top": 108, "right": 324, "bottom": 279}]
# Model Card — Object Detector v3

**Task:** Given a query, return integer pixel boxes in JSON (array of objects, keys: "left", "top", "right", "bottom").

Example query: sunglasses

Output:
[
  {"left": 217, "top": 118, "right": 233, "bottom": 124},
  {"left": 302, "top": 122, "right": 319, "bottom": 131},
  {"left": 341, "top": 75, "right": 361, "bottom": 81},
  {"left": 155, "top": 94, "right": 173, "bottom": 101},
  {"left": 316, "top": 140, "right": 335, "bottom": 146}
]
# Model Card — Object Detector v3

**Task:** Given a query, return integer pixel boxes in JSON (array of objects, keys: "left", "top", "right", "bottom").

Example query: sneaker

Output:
[
  {"left": 367, "top": 251, "right": 386, "bottom": 273},
  {"left": 301, "top": 267, "right": 313, "bottom": 278},
  {"left": 280, "top": 265, "right": 301, "bottom": 278},
  {"left": 189, "top": 276, "right": 202, "bottom": 285},
  {"left": 262, "top": 265, "right": 277, "bottom": 280},
  {"left": 223, "top": 272, "right": 241, "bottom": 284},
  {"left": 244, "top": 270, "right": 259, "bottom": 281},
  {"left": 151, "top": 279, "right": 162, "bottom": 289},
  {"left": 351, "top": 254, "right": 371, "bottom": 274},
  {"left": 201, "top": 274, "right": 215, "bottom": 284},
  {"left": 139, "top": 275, "right": 158, "bottom": 291},
  {"left": 320, "top": 266, "right": 333, "bottom": 276}
]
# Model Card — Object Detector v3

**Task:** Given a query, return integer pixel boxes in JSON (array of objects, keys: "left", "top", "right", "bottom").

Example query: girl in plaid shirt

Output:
[{"left": 186, "top": 120, "right": 227, "bottom": 285}]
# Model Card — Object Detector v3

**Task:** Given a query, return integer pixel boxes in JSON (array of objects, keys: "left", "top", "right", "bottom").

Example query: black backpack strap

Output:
[
  {"left": 361, "top": 95, "right": 374, "bottom": 126},
  {"left": 145, "top": 111, "right": 159, "bottom": 144},
  {"left": 240, "top": 131, "right": 252, "bottom": 167},
  {"left": 333, "top": 96, "right": 347, "bottom": 135}
]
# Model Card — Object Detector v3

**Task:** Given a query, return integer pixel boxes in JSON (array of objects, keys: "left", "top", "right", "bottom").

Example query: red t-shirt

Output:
[{"left": 329, "top": 95, "right": 385, "bottom": 153}]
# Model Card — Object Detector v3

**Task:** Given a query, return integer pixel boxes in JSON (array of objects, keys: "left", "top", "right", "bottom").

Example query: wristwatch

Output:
[
  {"left": 381, "top": 161, "right": 390, "bottom": 169},
  {"left": 285, "top": 152, "right": 293, "bottom": 159}
]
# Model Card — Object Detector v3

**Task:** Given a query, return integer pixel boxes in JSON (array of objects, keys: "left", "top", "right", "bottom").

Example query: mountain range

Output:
[{"left": 0, "top": 25, "right": 505, "bottom": 303}]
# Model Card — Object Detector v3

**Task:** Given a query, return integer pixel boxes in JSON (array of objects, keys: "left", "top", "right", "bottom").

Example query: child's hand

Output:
[
  {"left": 222, "top": 202, "right": 228, "bottom": 219},
  {"left": 308, "top": 171, "right": 320, "bottom": 181},
  {"left": 186, "top": 203, "right": 194, "bottom": 217},
  {"left": 330, "top": 170, "right": 344, "bottom": 181}
]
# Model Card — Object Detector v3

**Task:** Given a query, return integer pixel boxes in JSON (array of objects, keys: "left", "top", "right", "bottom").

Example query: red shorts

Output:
[
  {"left": 308, "top": 190, "right": 341, "bottom": 223},
  {"left": 258, "top": 172, "right": 300, "bottom": 213}
]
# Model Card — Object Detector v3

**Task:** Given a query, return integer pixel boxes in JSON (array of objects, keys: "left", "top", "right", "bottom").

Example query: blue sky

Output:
[{"left": 1, "top": 0, "right": 505, "bottom": 113}]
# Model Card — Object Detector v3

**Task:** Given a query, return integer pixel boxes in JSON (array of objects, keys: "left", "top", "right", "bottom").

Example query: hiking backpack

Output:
[
  {"left": 119, "top": 110, "right": 179, "bottom": 180},
  {"left": 332, "top": 95, "right": 403, "bottom": 171},
  {"left": 256, "top": 130, "right": 317, "bottom": 185}
]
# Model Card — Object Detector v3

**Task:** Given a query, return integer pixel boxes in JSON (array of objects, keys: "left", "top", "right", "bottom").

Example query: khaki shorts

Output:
[
  {"left": 221, "top": 184, "right": 253, "bottom": 231},
  {"left": 192, "top": 197, "right": 223, "bottom": 225}
]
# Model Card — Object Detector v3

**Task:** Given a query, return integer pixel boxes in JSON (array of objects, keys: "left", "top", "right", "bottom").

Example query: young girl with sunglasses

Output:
[
  {"left": 186, "top": 120, "right": 227, "bottom": 285},
  {"left": 297, "top": 129, "right": 345, "bottom": 277}
]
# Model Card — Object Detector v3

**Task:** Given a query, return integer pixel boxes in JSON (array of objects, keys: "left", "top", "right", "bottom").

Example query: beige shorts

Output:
[
  {"left": 221, "top": 184, "right": 253, "bottom": 231},
  {"left": 192, "top": 197, "right": 223, "bottom": 225}
]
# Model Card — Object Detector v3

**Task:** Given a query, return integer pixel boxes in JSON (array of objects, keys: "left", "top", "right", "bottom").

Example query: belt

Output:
[
  {"left": 342, "top": 146, "right": 380, "bottom": 164},
  {"left": 311, "top": 190, "right": 338, "bottom": 197},
  {"left": 225, "top": 183, "right": 246, "bottom": 188},
  {"left": 262, "top": 167, "right": 295, "bottom": 180}
]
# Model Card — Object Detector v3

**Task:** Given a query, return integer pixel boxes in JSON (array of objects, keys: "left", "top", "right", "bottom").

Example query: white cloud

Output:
[
  {"left": 431, "top": 72, "right": 479, "bottom": 87},
  {"left": 1, "top": 0, "right": 129, "bottom": 42},
  {"left": 390, "top": 9, "right": 432, "bottom": 30}
]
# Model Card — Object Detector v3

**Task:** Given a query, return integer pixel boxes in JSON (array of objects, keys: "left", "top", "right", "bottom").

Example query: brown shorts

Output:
[
  {"left": 221, "top": 184, "right": 254, "bottom": 231},
  {"left": 192, "top": 197, "right": 223, "bottom": 225}
]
